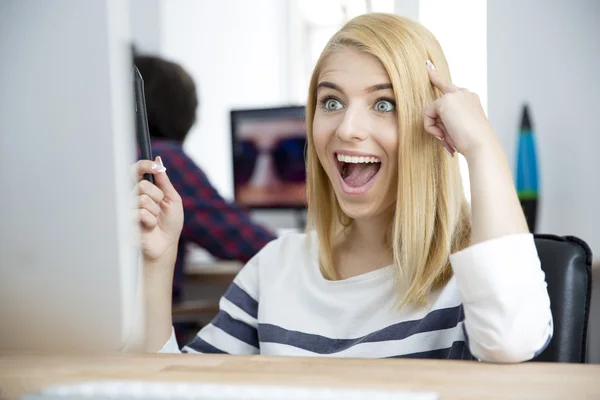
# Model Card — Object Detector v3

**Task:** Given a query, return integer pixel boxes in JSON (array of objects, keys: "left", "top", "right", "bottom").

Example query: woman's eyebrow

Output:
[
  {"left": 316, "top": 81, "right": 393, "bottom": 94},
  {"left": 317, "top": 81, "right": 342, "bottom": 92},
  {"left": 366, "top": 83, "right": 393, "bottom": 93}
]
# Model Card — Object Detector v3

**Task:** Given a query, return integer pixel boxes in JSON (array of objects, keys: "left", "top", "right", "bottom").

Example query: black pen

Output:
[{"left": 133, "top": 65, "right": 155, "bottom": 184}]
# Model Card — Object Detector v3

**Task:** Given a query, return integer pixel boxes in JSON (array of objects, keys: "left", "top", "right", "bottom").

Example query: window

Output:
[
  {"left": 288, "top": 0, "right": 394, "bottom": 103},
  {"left": 419, "top": 0, "right": 487, "bottom": 203}
]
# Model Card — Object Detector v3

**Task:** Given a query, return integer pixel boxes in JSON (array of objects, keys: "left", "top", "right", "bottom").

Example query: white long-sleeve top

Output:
[{"left": 160, "top": 232, "right": 553, "bottom": 362}]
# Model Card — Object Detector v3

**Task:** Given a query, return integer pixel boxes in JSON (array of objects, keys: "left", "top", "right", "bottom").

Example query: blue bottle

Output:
[{"left": 516, "top": 104, "right": 539, "bottom": 232}]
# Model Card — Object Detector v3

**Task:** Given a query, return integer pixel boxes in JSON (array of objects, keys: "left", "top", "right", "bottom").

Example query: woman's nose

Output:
[{"left": 335, "top": 107, "right": 368, "bottom": 142}]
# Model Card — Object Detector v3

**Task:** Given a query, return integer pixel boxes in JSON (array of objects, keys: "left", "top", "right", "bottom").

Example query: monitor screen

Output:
[{"left": 231, "top": 106, "right": 307, "bottom": 209}]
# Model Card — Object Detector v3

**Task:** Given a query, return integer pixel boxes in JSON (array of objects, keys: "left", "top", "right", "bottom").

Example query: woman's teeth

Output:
[{"left": 336, "top": 154, "right": 380, "bottom": 164}]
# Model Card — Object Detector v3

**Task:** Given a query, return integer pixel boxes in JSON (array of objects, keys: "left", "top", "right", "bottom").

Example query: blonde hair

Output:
[{"left": 305, "top": 13, "right": 471, "bottom": 307}]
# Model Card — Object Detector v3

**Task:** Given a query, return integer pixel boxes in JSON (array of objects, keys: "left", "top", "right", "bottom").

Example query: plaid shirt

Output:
[{"left": 147, "top": 139, "right": 276, "bottom": 301}]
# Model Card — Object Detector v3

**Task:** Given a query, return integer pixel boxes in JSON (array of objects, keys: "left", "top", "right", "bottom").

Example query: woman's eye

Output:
[
  {"left": 324, "top": 98, "right": 343, "bottom": 111},
  {"left": 374, "top": 100, "right": 395, "bottom": 113}
]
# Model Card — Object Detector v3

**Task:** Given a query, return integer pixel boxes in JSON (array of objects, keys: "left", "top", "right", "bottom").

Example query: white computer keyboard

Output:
[{"left": 26, "top": 380, "right": 439, "bottom": 400}]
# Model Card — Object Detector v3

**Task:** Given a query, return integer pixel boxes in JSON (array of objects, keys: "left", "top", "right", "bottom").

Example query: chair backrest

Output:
[{"left": 532, "top": 234, "right": 593, "bottom": 363}]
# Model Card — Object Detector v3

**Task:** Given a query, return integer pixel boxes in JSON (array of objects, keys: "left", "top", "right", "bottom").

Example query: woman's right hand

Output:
[{"left": 132, "top": 156, "right": 184, "bottom": 265}]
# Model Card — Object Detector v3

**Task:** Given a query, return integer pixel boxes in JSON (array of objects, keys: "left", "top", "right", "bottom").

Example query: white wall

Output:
[
  {"left": 158, "top": 0, "right": 290, "bottom": 200},
  {"left": 394, "top": 0, "right": 419, "bottom": 20},
  {"left": 487, "top": 0, "right": 600, "bottom": 255},
  {"left": 130, "top": 0, "right": 162, "bottom": 54}
]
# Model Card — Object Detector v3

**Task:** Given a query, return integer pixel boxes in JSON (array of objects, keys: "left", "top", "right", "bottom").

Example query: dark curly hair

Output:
[{"left": 134, "top": 54, "right": 198, "bottom": 142}]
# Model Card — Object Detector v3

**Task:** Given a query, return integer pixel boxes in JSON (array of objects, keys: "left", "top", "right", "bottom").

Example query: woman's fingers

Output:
[
  {"left": 444, "top": 139, "right": 457, "bottom": 154},
  {"left": 435, "top": 118, "right": 448, "bottom": 136},
  {"left": 426, "top": 60, "right": 459, "bottom": 94},
  {"left": 134, "top": 179, "right": 164, "bottom": 204},
  {"left": 436, "top": 120, "right": 457, "bottom": 153},
  {"left": 132, "top": 173, "right": 164, "bottom": 229},
  {"left": 425, "top": 103, "right": 457, "bottom": 156},
  {"left": 424, "top": 104, "right": 445, "bottom": 139},
  {"left": 423, "top": 60, "right": 459, "bottom": 156},
  {"left": 130, "top": 157, "right": 181, "bottom": 204},
  {"left": 137, "top": 194, "right": 161, "bottom": 217},
  {"left": 131, "top": 159, "right": 155, "bottom": 182},
  {"left": 441, "top": 140, "right": 456, "bottom": 156},
  {"left": 130, "top": 157, "right": 167, "bottom": 181},
  {"left": 435, "top": 123, "right": 457, "bottom": 155},
  {"left": 151, "top": 157, "right": 181, "bottom": 203},
  {"left": 134, "top": 208, "right": 158, "bottom": 230}
]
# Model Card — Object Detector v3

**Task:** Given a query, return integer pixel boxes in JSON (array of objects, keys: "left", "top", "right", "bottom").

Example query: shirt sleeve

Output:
[
  {"left": 157, "top": 145, "right": 276, "bottom": 263},
  {"left": 450, "top": 233, "right": 553, "bottom": 363},
  {"left": 181, "top": 251, "right": 262, "bottom": 355},
  {"left": 158, "top": 327, "right": 182, "bottom": 354}
]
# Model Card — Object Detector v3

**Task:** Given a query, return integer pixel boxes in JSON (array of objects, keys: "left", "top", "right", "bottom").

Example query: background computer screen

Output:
[{"left": 231, "top": 106, "right": 307, "bottom": 209}]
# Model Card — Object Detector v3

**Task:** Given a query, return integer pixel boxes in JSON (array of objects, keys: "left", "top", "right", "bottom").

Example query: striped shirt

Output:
[{"left": 160, "top": 232, "right": 553, "bottom": 362}]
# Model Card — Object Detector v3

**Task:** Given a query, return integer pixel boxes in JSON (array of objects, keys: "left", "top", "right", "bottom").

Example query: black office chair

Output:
[{"left": 532, "top": 234, "right": 593, "bottom": 363}]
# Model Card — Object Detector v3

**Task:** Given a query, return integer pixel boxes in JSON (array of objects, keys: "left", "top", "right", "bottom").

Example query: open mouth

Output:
[{"left": 335, "top": 153, "right": 382, "bottom": 190}]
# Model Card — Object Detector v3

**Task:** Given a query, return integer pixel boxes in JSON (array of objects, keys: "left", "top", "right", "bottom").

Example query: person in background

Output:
[{"left": 133, "top": 54, "right": 276, "bottom": 304}]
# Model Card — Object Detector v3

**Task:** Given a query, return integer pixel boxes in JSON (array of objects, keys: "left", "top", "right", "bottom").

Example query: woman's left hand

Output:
[{"left": 423, "top": 60, "right": 497, "bottom": 160}]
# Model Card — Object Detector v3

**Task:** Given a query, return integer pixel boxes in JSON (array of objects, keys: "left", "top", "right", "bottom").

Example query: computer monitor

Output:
[
  {"left": 231, "top": 106, "right": 307, "bottom": 209},
  {"left": 0, "top": 0, "right": 139, "bottom": 352}
]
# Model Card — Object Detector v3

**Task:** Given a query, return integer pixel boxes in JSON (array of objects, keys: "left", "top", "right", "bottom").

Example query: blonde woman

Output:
[{"left": 134, "top": 14, "right": 552, "bottom": 362}]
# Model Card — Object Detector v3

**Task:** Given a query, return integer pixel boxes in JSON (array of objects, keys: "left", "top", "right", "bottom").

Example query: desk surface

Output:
[
  {"left": 1, "top": 353, "right": 599, "bottom": 400},
  {"left": 185, "top": 260, "right": 242, "bottom": 275}
]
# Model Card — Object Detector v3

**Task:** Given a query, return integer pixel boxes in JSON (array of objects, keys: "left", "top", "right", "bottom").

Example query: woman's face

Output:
[{"left": 312, "top": 49, "right": 399, "bottom": 220}]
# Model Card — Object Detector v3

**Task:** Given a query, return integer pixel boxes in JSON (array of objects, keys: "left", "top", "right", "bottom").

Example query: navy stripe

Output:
[
  {"left": 390, "top": 341, "right": 469, "bottom": 360},
  {"left": 459, "top": 304, "right": 471, "bottom": 350},
  {"left": 184, "top": 336, "right": 228, "bottom": 354},
  {"left": 211, "top": 310, "right": 259, "bottom": 348},
  {"left": 258, "top": 305, "right": 464, "bottom": 354},
  {"left": 460, "top": 324, "right": 476, "bottom": 360},
  {"left": 224, "top": 283, "right": 258, "bottom": 319}
]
